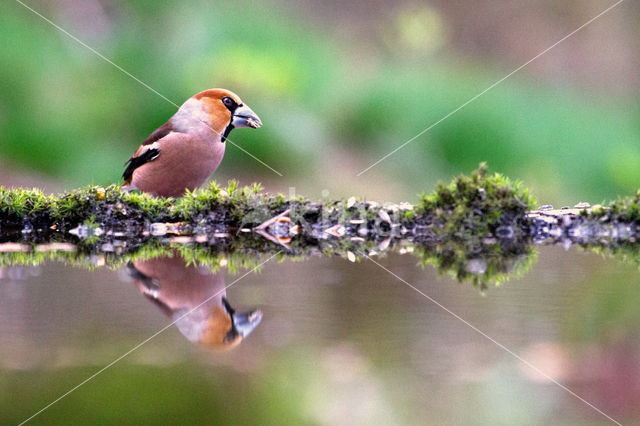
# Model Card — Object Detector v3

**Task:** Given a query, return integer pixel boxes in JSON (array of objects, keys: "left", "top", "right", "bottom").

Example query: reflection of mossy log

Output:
[{"left": 1, "top": 164, "right": 639, "bottom": 286}]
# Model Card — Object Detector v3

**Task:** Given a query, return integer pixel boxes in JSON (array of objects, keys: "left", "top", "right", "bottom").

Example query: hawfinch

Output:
[
  {"left": 128, "top": 254, "right": 262, "bottom": 350},
  {"left": 122, "top": 89, "right": 262, "bottom": 197}
]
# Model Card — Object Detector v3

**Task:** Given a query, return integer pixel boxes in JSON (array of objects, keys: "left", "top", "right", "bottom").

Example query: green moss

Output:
[
  {"left": 586, "top": 190, "right": 640, "bottom": 223},
  {"left": 4, "top": 166, "right": 640, "bottom": 288},
  {"left": 7, "top": 166, "right": 628, "bottom": 288},
  {"left": 120, "top": 190, "right": 173, "bottom": 219},
  {"left": 1, "top": 165, "right": 537, "bottom": 236},
  {"left": 416, "top": 163, "right": 535, "bottom": 238},
  {"left": 0, "top": 186, "right": 51, "bottom": 217},
  {"left": 418, "top": 163, "right": 535, "bottom": 214}
]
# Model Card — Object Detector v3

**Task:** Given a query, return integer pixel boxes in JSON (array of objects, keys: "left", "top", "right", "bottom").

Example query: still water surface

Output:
[{"left": 1, "top": 246, "right": 639, "bottom": 424}]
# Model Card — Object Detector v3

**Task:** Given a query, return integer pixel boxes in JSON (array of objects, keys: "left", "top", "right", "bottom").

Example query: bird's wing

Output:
[
  {"left": 141, "top": 121, "right": 174, "bottom": 146},
  {"left": 123, "top": 143, "right": 161, "bottom": 183},
  {"left": 123, "top": 121, "right": 176, "bottom": 183},
  {"left": 126, "top": 261, "right": 160, "bottom": 292}
]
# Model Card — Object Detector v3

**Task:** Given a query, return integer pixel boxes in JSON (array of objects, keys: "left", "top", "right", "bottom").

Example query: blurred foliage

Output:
[
  {"left": 337, "top": 66, "right": 640, "bottom": 202},
  {"left": 0, "top": 362, "right": 310, "bottom": 425},
  {"left": 0, "top": 1, "right": 341, "bottom": 184},
  {"left": 1, "top": 1, "right": 639, "bottom": 205},
  {"left": 567, "top": 254, "right": 640, "bottom": 344}
]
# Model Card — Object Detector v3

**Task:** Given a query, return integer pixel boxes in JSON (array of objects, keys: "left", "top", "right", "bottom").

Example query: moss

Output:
[
  {"left": 2, "top": 166, "right": 536, "bottom": 237},
  {"left": 586, "top": 190, "right": 640, "bottom": 223},
  {"left": 418, "top": 163, "right": 535, "bottom": 216},
  {"left": 0, "top": 186, "right": 51, "bottom": 221},
  {"left": 416, "top": 163, "right": 535, "bottom": 240},
  {"left": 9, "top": 165, "right": 638, "bottom": 287}
]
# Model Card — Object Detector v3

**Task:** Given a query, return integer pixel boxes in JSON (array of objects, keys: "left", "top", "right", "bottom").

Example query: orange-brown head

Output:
[
  {"left": 172, "top": 296, "right": 262, "bottom": 351},
  {"left": 194, "top": 297, "right": 263, "bottom": 350},
  {"left": 189, "top": 88, "right": 262, "bottom": 142}
]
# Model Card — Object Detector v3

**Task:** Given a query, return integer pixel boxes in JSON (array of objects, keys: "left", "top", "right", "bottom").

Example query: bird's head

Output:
[
  {"left": 193, "top": 297, "right": 263, "bottom": 350},
  {"left": 192, "top": 88, "right": 262, "bottom": 142}
]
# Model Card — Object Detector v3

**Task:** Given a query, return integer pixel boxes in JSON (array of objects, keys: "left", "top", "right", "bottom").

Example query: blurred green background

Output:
[{"left": 1, "top": 0, "right": 639, "bottom": 204}]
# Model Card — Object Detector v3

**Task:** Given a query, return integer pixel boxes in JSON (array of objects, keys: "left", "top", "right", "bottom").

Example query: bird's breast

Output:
[{"left": 132, "top": 133, "right": 226, "bottom": 197}]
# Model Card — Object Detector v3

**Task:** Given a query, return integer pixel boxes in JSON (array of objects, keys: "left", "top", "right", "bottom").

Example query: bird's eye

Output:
[{"left": 222, "top": 97, "right": 236, "bottom": 109}]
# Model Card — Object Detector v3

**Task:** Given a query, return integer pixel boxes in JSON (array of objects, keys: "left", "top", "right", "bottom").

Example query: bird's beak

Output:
[
  {"left": 232, "top": 104, "right": 262, "bottom": 129},
  {"left": 222, "top": 296, "right": 263, "bottom": 338},
  {"left": 232, "top": 309, "right": 263, "bottom": 338}
]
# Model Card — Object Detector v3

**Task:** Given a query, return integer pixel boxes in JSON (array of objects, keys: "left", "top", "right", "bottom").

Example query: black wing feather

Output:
[
  {"left": 122, "top": 147, "right": 160, "bottom": 182},
  {"left": 123, "top": 121, "right": 173, "bottom": 183},
  {"left": 126, "top": 262, "right": 160, "bottom": 292}
]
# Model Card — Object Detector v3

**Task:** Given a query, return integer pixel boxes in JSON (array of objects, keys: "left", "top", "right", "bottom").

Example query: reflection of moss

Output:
[
  {"left": 414, "top": 242, "right": 537, "bottom": 288},
  {"left": 585, "top": 243, "right": 640, "bottom": 269},
  {"left": 0, "top": 237, "right": 538, "bottom": 288},
  {"left": 0, "top": 243, "right": 283, "bottom": 274},
  {"left": 4, "top": 164, "right": 639, "bottom": 289}
]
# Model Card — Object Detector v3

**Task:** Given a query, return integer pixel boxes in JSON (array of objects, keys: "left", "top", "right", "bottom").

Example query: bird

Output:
[
  {"left": 128, "top": 253, "right": 263, "bottom": 350},
  {"left": 122, "top": 88, "right": 262, "bottom": 197}
]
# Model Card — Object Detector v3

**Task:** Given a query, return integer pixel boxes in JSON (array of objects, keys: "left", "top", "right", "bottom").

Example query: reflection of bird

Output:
[
  {"left": 122, "top": 89, "right": 262, "bottom": 197},
  {"left": 127, "top": 254, "right": 262, "bottom": 350}
]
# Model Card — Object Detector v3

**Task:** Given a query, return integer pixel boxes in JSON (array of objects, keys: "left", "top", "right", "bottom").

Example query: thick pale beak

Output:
[
  {"left": 222, "top": 297, "right": 263, "bottom": 338},
  {"left": 232, "top": 309, "right": 263, "bottom": 338},
  {"left": 232, "top": 104, "right": 262, "bottom": 129}
]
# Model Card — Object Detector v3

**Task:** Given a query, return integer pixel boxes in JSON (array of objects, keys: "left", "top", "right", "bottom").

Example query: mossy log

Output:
[{"left": 1, "top": 165, "right": 639, "bottom": 286}]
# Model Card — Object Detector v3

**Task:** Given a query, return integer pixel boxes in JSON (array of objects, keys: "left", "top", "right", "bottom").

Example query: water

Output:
[{"left": 1, "top": 245, "right": 638, "bottom": 425}]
